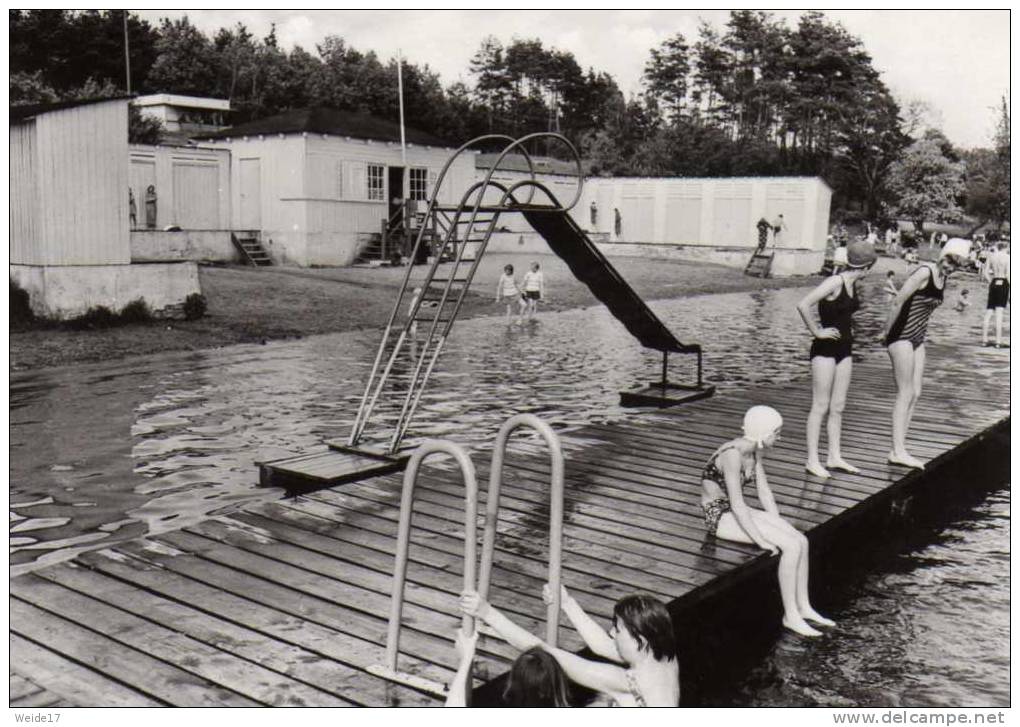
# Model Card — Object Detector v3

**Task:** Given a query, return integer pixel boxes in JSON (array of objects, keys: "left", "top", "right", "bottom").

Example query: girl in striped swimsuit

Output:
[{"left": 883, "top": 251, "right": 965, "bottom": 468}]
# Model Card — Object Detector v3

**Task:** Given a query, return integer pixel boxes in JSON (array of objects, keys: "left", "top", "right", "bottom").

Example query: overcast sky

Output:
[{"left": 134, "top": 9, "right": 1010, "bottom": 149}]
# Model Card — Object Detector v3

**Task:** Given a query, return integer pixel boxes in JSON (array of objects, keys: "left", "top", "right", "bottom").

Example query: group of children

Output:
[{"left": 496, "top": 262, "right": 545, "bottom": 324}]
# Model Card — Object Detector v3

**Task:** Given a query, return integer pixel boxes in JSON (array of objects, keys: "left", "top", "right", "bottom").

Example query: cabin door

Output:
[
  {"left": 239, "top": 157, "right": 261, "bottom": 230},
  {"left": 388, "top": 166, "right": 405, "bottom": 221}
]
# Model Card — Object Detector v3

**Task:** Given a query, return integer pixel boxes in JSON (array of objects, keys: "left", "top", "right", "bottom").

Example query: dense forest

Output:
[{"left": 9, "top": 9, "right": 1009, "bottom": 232}]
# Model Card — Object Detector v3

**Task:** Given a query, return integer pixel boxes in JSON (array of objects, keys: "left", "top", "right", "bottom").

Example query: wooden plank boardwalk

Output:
[{"left": 9, "top": 342, "right": 1009, "bottom": 707}]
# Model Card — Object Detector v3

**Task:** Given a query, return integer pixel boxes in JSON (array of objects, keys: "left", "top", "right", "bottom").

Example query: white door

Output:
[{"left": 239, "top": 158, "right": 261, "bottom": 230}]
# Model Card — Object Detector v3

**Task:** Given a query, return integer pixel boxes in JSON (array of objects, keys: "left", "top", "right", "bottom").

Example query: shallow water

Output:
[{"left": 8, "top": 271, "right": 1009, "bottom": 705}]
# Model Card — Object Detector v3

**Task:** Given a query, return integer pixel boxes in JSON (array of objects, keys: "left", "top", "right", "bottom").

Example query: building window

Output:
[
  {"left": 409, "top": 167, "right": 429, "bottom": 201},
  {"left": 367, "top": 164, "right": 385, "bottom": 201}
]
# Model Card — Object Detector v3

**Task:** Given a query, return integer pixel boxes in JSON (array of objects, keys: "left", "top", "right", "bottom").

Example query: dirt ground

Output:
[{"left": 10, "top": 253, "right": 832, "bottom": 371}]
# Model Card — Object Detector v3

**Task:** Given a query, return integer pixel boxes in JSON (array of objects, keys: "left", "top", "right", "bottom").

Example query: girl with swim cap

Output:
[
  {"left": 700, "top": 406, "right": 834, "bottom": 637},
  {"left": 883, "top": 250, "right": 965, "bottom": 468},
  {"left": 796, "top": 239, "right": 876, "bottom": 478}
]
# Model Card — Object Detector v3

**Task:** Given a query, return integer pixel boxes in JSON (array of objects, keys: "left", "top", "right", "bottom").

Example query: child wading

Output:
[
  {"left": 521, "top": 262, "right": 545, "bottom": 320},
  {"left": 495, "top": 264, "right": 526, "bottom": 324}
]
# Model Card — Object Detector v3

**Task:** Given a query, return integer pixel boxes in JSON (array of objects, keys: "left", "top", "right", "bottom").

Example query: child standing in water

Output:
[
  {"left": 521, "top": 261, "right": 545, "bottom": 320},
  {"left": 496, "top": 264, "right": 525, "bottom": 324}
]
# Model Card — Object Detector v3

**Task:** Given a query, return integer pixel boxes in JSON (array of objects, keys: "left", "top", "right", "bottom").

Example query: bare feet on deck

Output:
[
  {"left": 805, "top": 461, "right": 831, "bottom": 478},
  {"left": 887, "top": 451, "right": 925, "bottom": 469},
  {"left": 826, "top": 457, "right": 860, "bottom": 474},
  {"left": 783, "top": 615, "right": 823, "bottom": 637},
  {"left": 802, "top": 609, "right": 837, "bottom": 628}
]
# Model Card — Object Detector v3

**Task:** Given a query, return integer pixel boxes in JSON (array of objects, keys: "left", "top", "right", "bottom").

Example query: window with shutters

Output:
[{"left": 367, "top": 164, "right": 385, "bottom": 201}]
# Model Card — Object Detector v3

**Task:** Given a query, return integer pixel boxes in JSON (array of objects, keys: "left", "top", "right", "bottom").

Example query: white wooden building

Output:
[
  {"left": 201, "top": 108, "right": 475, "bottom": 266},
  {"left": 10, "top": 97, "right": 199, "bottom": 318},
  {"left": 474, "top": 154, "right": 831, "bottom": 276}
]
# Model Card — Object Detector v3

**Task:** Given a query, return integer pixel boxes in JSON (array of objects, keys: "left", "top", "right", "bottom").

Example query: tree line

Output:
[{"left": 9, "top": 9, "right": 1009, "bottom": 233}]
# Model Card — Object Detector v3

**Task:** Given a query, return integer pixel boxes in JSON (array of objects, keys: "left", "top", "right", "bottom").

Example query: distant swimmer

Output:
[{"left": 982, "top": 242, "right": 1010, "bottom": 347}]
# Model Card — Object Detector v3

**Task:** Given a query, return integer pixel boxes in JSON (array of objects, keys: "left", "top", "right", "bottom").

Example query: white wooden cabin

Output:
[
  {"left": 201, "top": 108, "right": 475, "bottom": 266},
  {"left": 10, "top": 97, "right": 199, "bottom": 318},
  {"left": 474, "top": 154, "right": 831, "bottom": 276}
]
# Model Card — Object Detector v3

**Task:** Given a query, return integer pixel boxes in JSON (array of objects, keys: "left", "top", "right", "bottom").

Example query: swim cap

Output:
[
  {"left": 846, "top": 239, "right": 877, "bottom": 268},
  {"left": 743, "top": 405, "right": 783, "bottom": 446}
]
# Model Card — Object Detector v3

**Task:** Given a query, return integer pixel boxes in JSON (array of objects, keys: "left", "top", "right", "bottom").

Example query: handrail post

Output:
[
  {"left": 479, "top": 414, "right": 564, "bottom": 646},
  {"left": 383, "top": 440, "right": 478, "bottom": 672}
]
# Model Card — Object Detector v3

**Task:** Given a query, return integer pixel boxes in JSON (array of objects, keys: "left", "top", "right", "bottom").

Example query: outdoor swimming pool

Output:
[{"left": 9, "top": 274, "right": 1008, "bottom": 706}]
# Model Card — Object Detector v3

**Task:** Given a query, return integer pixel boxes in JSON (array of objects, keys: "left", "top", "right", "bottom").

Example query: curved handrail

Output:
[
  {"left": 477, "top": 132, "right": 584, "bottom": 213},
  {"left": 478, "top": 414, "right": 565, "bottom": 646},
  {"left": 382, "top": 440, "right": 479, "bottom": 671}
]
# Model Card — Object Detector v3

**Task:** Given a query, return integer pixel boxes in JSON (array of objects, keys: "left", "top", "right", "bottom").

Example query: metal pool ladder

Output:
[{"left": 367, "top": 415, "right": 565, "bottom": 701}]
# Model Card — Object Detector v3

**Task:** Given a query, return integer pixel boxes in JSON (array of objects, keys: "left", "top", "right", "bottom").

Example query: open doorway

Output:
[{"left": 388, "top": 166, "right": 405, "bottom": 222}]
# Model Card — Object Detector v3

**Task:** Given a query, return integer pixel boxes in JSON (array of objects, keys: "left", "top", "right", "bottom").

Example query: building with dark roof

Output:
[{"left": 199, "top": 107, "right": 475, "bottom": 266}]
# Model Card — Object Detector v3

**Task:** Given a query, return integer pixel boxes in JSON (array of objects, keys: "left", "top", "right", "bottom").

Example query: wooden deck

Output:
[{"left": 9, "top": 342, "right": 1009, "bottom": 707}]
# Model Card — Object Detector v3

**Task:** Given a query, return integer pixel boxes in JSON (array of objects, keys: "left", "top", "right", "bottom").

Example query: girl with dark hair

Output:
[
  {"left": 460, "top": 585, "right": 679, "bottom": 706},
  {"left": 446, "top": 631, "right": 569, "bottom": 707}
]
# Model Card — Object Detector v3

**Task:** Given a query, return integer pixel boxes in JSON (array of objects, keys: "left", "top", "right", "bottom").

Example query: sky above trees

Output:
[{"left": 132, "top": 9, "right": 1009, "bottom": 150}]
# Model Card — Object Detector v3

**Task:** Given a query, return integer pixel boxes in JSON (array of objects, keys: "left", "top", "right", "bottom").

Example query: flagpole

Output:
[
  {"left": 397, "top": 48, "right": 407, "bottom": 197},
  {"left": 123, "top": 10, "right": 132, "bottom": 94}
]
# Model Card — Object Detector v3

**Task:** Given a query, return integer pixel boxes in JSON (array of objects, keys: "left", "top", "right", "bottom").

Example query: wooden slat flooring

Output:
[{"left": 9, "top": 344, "right": 1008, "bottom": 706}]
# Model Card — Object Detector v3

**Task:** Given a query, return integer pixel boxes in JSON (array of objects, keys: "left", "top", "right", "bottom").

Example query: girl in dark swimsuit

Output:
[
  {"left": 883, "top": 251, "right": 965, "bottom": 469},
  {"left": 796, "top": 240, "right": 876, "bottom": 478},
  {"left": 701, "top": 406, "right": 835, "bottom": 637}
]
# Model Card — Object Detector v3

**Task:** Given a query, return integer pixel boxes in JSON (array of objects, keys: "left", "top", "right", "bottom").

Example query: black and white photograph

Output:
[{"left": 8, "top": 8, "right": 1010, "bottom": 715}]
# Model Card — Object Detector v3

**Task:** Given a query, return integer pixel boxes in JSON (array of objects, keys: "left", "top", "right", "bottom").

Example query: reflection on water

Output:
[
  {"left": 9, "top": 276, "right": 998, "bottom": 569},
  {"left": 720, "top": 488, "right": 1010, "bottom": 708},
  {"left": 8, "top": 273, "right": 1008, "bottom": 704}
]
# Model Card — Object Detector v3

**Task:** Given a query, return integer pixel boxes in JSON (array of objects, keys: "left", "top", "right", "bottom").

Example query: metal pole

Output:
[
  {"left": 123, "top": 10, "right": 131, "bottom": 94},
  {"left": 479, "top": 414, "right": 564, "bottom": 646},
  {"left": 384, "top": 440, "right": 477, "bottom": 671},
  {"left": 661, "top": 351, "right": 668, "bottom": 390},
  {"left": 397, "top": 49, "right": 407, "bottom": 196}
]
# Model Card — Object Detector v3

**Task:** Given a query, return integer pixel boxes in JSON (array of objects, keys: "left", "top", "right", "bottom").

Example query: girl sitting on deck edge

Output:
[{"left": 700, "top": 405, "right": 835, "bottom": 637}]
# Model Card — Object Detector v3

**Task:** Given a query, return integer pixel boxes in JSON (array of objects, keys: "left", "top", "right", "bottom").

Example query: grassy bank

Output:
[{"left": 10, "top": 253, "right": 825, "bottom": 371}]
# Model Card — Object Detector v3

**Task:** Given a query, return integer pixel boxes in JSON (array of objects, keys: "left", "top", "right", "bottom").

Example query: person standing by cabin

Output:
[
  {"left": 144, "top": 185, "right": 158, "bottom": 229},
  {"left": 756, "top": 218, "right": 771, "bottom": 254},
  {"left": 796, "top": 240, "right": 876, "bottom": 478},
  {"left": 771, "top": 214, "right": 786, "bottom": 247},
  {"left": 982, "top": 241, "right": 1010, "bottom": 347},
  {"left": 883, "top": 249, "right": 967, "bottom": 469},
  {"left": 614, "top": 208, "right": 622, "bottom": 238},
  {"left": 128, "top": 188, "right": 137, "bottom": 228},
  {"left": 590, "top": 199, "right": 598, "bottom": 227},
  {"left": 521, "top": 262, "right": 545, "bottom": 320},
  {"left": 460, "top": 586, "right": 680, "bottom": 706},
  {"left": 496, "top": 264, "right": 526, "bottom": 325},
  {"left": 700, "top": 406, "right": 835, "bottom": 637}
]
